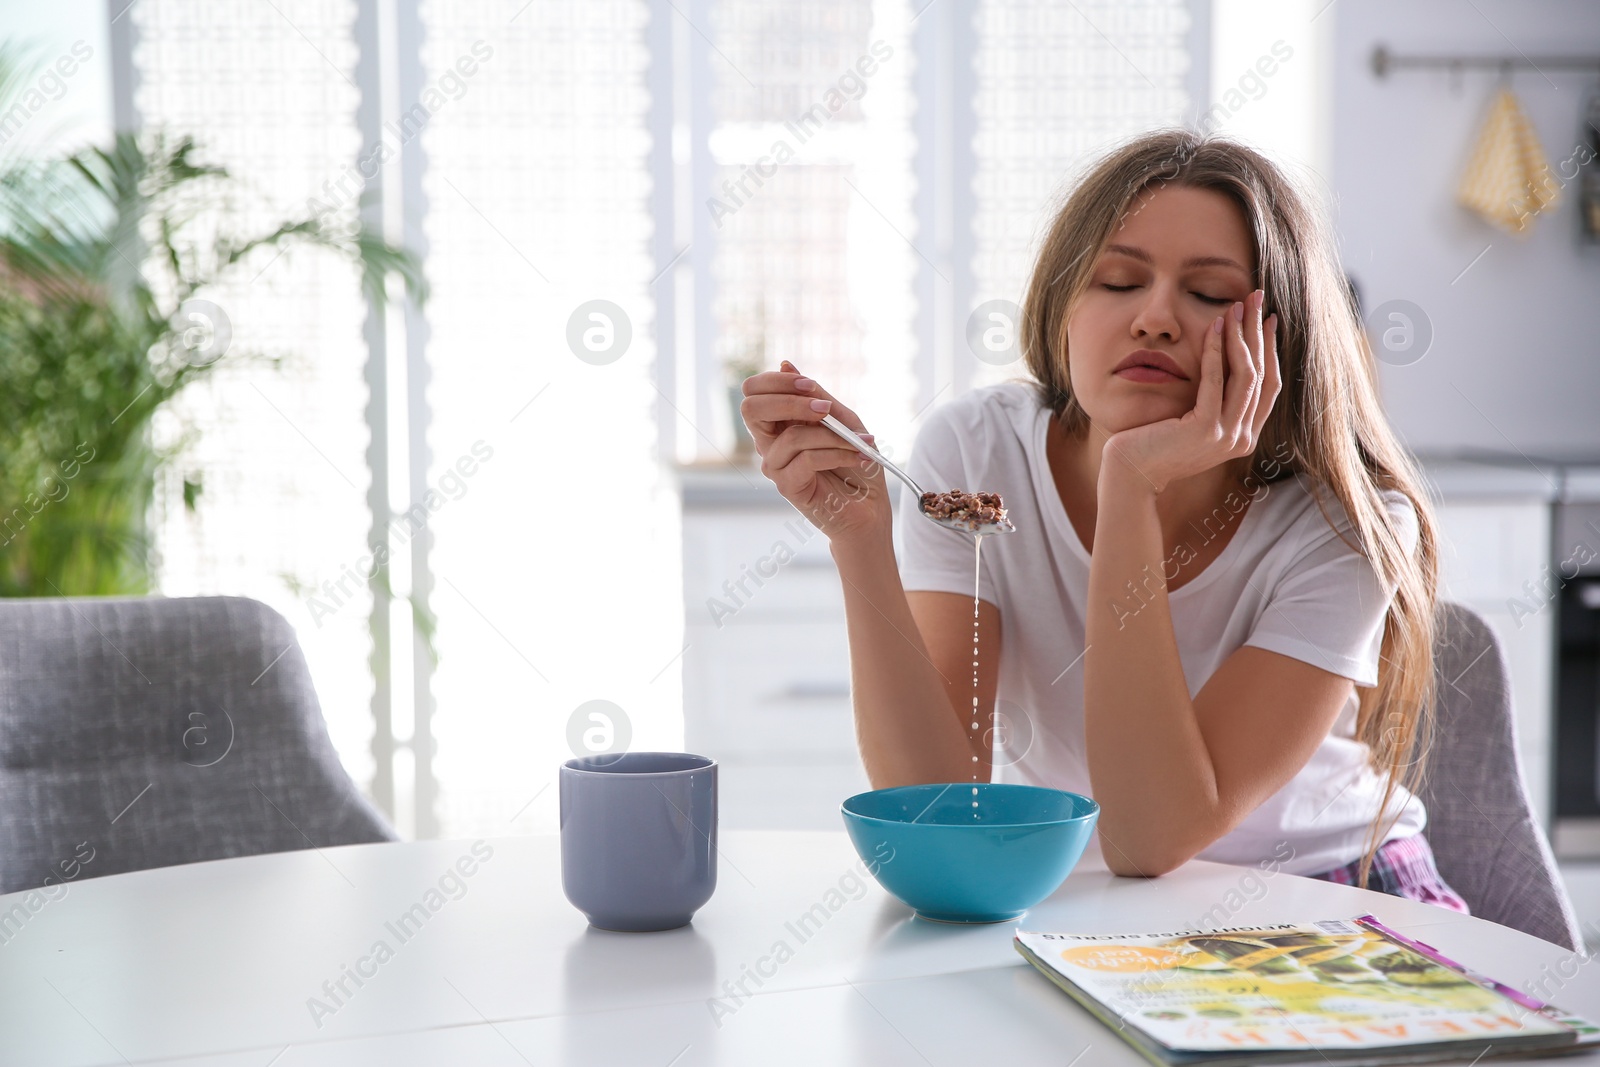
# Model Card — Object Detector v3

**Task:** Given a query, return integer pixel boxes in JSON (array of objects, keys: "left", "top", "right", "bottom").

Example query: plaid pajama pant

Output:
[{"left": 1305, "top": 832, "right": 1470, "bottom": 915}]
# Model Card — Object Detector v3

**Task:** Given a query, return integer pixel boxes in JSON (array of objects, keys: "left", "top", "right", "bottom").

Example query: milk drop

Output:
[{"left": 972, "top": 533, "right": 984, "bottom": 818}]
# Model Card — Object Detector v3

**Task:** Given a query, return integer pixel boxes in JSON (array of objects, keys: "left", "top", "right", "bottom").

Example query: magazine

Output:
[{"left": 1014, "top": 915, "right": 1600, "bottom": 1066}]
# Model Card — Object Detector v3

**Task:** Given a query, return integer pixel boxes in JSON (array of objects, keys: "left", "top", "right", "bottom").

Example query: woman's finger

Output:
[
  {"left": 741, "top": 392, "right": 835, "bottom": 438},
  {"left": 762, "top": 423, "right": 870, "bottom": 472},
  {"left": 1250, "top": 289, "right": 1267, "bottom": 398},
  {"left": 773, "top": 359, "right": 870, "bottom": 434},
  {"left": 741, "top": 372, "right": 876, "bottom": 451},
  {"left": 770, "top": 444, "right": 876, "bottom": 481},
  {"left": 1236, "top": 289, "right": 1266, "bottom": 442},
  {"left": 739, "top": 369, "right": 825, "bottom": 435},
  {"left": 1249, "top": 312, "right": 1281, "bottom": 442},
  {"left": 769, "top": 446, "right": 879, "bottom": 500},
  {"left": 1219, "top": 299, "right": 1258, "bottom": 441},
  {"left": 1194, "top": 313, "right": 1226, "bottom": 423}
]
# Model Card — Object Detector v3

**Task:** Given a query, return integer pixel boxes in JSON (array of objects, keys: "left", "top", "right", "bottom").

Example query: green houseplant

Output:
[{"left": 0, "top": 53, "right": 421, "bottom": 597}]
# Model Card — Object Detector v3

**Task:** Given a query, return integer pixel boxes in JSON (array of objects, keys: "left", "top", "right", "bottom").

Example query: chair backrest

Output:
[
  {"left": 1419, "top": 601, "right": 1582, "bottom": 951},
  {"left": 0, "top": 595, "right": 397, "bottom": 895}
]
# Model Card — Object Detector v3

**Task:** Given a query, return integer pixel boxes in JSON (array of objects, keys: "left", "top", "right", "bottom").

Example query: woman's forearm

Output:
[
  {"left": 1083, "top": 471, "right": 1222, "bottom": 875},
  {"left": 830, "top": 535, "right": 986, "bottom": 789}
]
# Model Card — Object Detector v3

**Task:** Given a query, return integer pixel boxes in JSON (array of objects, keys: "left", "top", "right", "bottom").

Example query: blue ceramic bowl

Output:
[{"left": 841, "top": 783, "right": 1099, "bottom": 923}]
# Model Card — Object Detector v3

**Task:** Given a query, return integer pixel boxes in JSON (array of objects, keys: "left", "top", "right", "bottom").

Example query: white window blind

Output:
[
  {"left": 417, "top": 0, "right": 679, "bottom": 839},
  {"left": 130, "top": 0, "right": 378, "bottom": 791},
  {"left": 706, "top": 0, "right": 918, "bottom": 454},
  {"left": 969, "top": 0, "right": 1198, "bottom": 390}
]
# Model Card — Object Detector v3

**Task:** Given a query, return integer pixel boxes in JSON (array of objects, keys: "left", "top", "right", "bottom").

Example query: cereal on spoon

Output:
[{"left": 918, "top": 489, "right": 1013, "bottom": 533}]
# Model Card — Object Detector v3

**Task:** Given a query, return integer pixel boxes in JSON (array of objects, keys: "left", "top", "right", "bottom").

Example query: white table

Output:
[{"left": 1, "top": 831, "right": 1594, "bottom": 1065}]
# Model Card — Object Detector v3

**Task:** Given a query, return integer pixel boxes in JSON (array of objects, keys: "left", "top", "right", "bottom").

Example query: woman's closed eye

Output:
[{"left": 1101, "top": 283, "right": 1231, "bottom": 305}]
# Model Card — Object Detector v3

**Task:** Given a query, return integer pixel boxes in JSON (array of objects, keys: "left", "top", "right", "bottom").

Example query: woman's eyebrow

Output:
[{"left": 1102, "top": 243, "right": 1250, "bottom": 274}]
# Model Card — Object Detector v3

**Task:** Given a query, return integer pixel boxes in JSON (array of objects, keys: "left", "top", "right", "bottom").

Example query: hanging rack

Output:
[{"left": 1371, "top": 44, "right": 1600, "bottom": 80}]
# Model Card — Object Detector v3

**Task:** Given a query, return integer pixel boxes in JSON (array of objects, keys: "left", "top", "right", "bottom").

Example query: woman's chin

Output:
[{"left": 1088, "top": 400, "right": 1192, "bottom": 434}]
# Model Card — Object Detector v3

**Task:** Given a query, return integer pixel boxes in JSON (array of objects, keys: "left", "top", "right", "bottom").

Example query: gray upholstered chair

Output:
[
  {"left": 0, "top": 595, "right": 397, "bottom": 894},
  {"left": 1419, "top": 601, "right": 1583, "bottom": 950}
]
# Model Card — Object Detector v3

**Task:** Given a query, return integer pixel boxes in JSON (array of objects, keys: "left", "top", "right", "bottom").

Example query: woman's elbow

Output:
[
  {"left": 1106, "top": 853, "right": 1185, "bottom": 878},
  {"left": 1099, "top": 830, "right": 1201, "bottom": 878}
]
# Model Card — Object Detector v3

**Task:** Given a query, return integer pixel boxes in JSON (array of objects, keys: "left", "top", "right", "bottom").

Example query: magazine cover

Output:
[{"left": 1015, "top": 918, "right": 1583, "bottom": 1059}]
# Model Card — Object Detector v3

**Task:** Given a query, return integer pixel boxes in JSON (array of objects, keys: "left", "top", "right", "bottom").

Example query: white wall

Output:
[
  {"left": 1331, "top": 0, "right": 1600, "bottom": 456},
  {"left": 1208, "top": 0, "right": 1334, "bottom": 193}
]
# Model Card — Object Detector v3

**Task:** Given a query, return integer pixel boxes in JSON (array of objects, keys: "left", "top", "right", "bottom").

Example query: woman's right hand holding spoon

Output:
[{"left": 740, "top": 360, "right": 893, "bottom": 544}]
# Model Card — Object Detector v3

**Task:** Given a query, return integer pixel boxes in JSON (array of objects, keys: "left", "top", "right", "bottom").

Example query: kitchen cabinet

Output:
[
  {"left": 679, "top": 468, "right": 869, "bottom": 829},
  {"left": 1429, "top": 496, "right": 1555, "bottom": 828}
]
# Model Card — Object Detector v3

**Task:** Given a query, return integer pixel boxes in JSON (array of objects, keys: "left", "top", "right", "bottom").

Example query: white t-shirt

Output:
[{"left": 893, "top": 381, "right": 1425, "bottom": 877}]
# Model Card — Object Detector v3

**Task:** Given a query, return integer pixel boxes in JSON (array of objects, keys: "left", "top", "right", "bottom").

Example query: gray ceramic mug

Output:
[{"left": 559, "top": 752, "right": 717, "bottom": 932}]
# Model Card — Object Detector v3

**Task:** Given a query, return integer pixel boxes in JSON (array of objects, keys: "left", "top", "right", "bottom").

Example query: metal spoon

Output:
[{"left": 820, "top": 414, "right": 1015, "bottom": 535}]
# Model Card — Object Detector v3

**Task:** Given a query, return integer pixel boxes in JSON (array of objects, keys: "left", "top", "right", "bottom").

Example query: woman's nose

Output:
[{"left": 1129, "top": 283, "right": 1182, "bottom": 339}]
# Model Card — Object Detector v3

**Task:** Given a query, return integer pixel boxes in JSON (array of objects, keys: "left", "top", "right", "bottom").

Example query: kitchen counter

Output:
[
  {"left": 677, "top": 452, "right": 1600, "bottom": 505},
  {"left": 1415, "top": 450, "right": 1600, "bottom": 502}
]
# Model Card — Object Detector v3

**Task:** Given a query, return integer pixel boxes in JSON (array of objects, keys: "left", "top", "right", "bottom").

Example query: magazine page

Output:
[
  {"left": 1353, "top": 915, "right": 1600, "bottom": 1046},
  {"left": 1015, "top": 920, "right": 1574, "bottom": 1054}
]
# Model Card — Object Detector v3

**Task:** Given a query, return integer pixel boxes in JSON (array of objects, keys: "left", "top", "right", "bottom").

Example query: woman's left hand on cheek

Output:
[{"left": 1101, "top": 289, "right": 1280, "bottom": 495}]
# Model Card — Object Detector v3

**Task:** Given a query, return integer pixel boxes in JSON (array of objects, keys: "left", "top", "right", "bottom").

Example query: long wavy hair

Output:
[{"left": 1019, "top": 128, "right": 1441, "bottom": 889}]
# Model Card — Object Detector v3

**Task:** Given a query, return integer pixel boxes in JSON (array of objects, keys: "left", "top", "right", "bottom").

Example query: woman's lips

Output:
[{"left": 1114, "top": 366, "right": 1186, "bottom": 383}]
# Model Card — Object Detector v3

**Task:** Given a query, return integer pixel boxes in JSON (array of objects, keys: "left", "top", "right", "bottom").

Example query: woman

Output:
[{"left": 740, "top": 128, "right": 1466, "bottom": 910}]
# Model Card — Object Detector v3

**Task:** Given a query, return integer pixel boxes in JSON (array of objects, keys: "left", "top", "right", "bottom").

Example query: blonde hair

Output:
[{"left": 1019, "top": 128, "right": 1441, "bottom": 889}]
